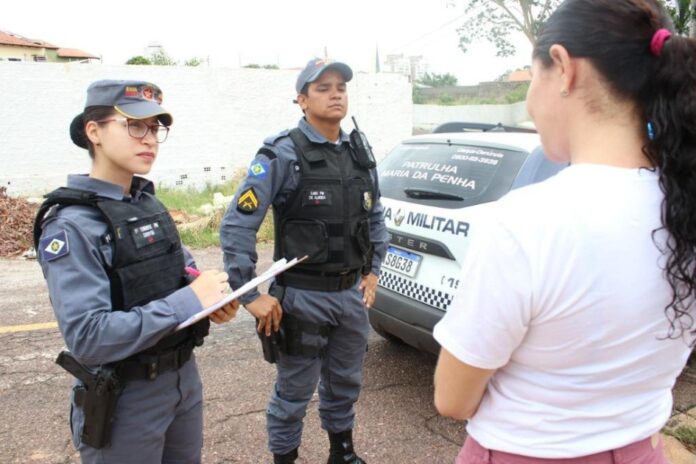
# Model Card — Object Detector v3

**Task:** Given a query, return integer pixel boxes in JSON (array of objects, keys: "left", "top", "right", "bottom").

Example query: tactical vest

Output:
[
  {"left": 273, "top": 129, "right": 376, "bottom": 282},
  {"left": 33, "top": 187, "right": 209, "bottom": 355}
]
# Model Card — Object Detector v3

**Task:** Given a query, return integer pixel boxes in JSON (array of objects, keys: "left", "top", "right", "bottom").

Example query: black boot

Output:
[
  {"left": 273, "top": 447, "right": 298, "bottom": 464},
  {"left": 327, "top": 430, "right": 366, "bottom": 464}
]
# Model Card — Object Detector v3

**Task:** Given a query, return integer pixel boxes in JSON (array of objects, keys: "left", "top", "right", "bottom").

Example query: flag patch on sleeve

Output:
[
  {"left": 236, "top": 187, "right": 259, "bottom": 214},
  {"left": 248, "top": 161, "right": 269, "bottom": 179},
  {"left": 39, "top": 230, "right": 70, "bottom": 262}
]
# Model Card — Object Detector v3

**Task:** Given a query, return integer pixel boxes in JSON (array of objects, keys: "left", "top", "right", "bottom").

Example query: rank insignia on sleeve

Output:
[
  {"left": 237, "top": 187, "right": 259, "bottom": 214},
  {"left": 39, "top": 230, "right": 70, "bottom": 262},
  {"left": 248, "top": 161, "right": 269, "bottom": 178}
]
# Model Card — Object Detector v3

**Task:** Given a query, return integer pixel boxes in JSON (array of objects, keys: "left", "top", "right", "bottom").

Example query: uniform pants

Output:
[
  {"left": 72, "top": 356, "right": 203, "bottom": 464},
  {"left": 266, "top": 283, "right": 369, "bottom": 455},
  {"left": 456, "top": 436, "right": 668, "bottom": 464}
]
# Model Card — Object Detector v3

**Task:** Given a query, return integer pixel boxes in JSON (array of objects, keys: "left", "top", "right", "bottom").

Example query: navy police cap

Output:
[{"left": 70, "top": 80, "right": 173, "bottom": 149}]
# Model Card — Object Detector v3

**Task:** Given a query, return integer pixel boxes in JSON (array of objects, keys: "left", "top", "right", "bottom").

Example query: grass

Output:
[
  {"left": 157, "top": 176, "right": 274, "bottom": 248},
  {"left": 664, "top": 425, "right": 696, "bottom": 453},
  {"left": 413, "top": 83, "right": 530, "bottom": 106},
  {"left": 157, "top": 181, "right": 239, "bottom": 212}
]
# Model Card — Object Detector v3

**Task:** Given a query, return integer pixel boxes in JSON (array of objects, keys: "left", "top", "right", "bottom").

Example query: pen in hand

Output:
[{"left": 184, "top": 266, "right": 201, "bottom": 278}]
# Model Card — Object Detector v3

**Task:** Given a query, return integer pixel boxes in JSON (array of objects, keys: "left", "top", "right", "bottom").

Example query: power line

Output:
[{"left": 388, "top": 12, "right": 467, "bottom": 54}]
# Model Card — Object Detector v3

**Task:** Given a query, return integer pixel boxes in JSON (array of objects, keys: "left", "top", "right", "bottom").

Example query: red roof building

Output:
[{"left": 0, "top": 30, "right": 98, "bottom": 63}]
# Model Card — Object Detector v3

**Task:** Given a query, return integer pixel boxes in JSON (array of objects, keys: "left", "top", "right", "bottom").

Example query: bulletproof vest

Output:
[
  {"left": 273, "top": 129, "right": 376, "bottom": 275},
  {"left": 33, "top": 187, "right": 209, "bottom": 353}
]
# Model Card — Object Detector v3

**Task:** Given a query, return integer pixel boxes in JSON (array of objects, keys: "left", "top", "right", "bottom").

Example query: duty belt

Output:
[
  {"left": 277, "top": 269, "right": 360, "bottom": 292},
  {"left": 119, "top": 342, "right": 194, "bottom": 381}
]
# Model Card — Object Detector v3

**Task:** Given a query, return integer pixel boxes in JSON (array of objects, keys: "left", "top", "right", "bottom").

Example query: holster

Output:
[
  {"left": 257, "top": 325, "right": 283, "bottom": 364},
  {"left": 257, "top": 284, "right": 286, "bottom": 364},
  {"left": 56, "top": 351, "right": 123, "bottom": 449}
]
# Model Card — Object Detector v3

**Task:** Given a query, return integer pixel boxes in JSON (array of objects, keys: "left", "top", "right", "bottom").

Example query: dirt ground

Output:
[{"left": 0, "top": 246, "right": 694, "bottom": 463}]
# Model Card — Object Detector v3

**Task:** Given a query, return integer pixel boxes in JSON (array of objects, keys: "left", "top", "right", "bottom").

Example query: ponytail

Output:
[{"left": 642, "top": 34, "right": 696, "bottom": 342}]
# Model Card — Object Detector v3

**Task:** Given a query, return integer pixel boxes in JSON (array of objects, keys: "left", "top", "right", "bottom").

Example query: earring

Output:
[{"left": 560, "top": 89, "right": 569, "bottom": 97}]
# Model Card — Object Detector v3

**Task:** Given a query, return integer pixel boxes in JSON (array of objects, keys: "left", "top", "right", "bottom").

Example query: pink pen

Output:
[{"left": 184, "top": 266, "right": 201, "bottom": 278}]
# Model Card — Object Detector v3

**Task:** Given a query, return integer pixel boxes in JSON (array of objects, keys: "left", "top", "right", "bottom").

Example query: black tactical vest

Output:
[
  {"left": 273, "top": 129, "right": 376, "bottom": 276},
  {"left": 33, "top": 187, "right": 208, "bottom": 354}
]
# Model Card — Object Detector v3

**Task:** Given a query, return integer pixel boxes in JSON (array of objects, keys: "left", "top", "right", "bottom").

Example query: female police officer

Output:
[
  {"left": 34, "top": 79, "right": 238, "bottom": 463},
  {"left": 221, "top": 59, "right": 388, "bottom": 464}
]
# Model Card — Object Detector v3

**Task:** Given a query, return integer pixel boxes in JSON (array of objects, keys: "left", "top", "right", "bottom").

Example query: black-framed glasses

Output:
[{"left": 97, "top": 118, "right": 169, "bottom": 143}]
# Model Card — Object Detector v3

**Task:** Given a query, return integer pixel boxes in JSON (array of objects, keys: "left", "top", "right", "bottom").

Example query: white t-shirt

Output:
[{"left": 433, "top": 163, "right": 693, "bottom": 458}]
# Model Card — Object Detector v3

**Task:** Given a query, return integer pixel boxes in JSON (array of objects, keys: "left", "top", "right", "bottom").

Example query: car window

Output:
[
  {"left": 378, "top": 142, "right": 528, "bottom": 209},
  {"left": 511, "top": 146, "right": 567, "bottom": 189}
]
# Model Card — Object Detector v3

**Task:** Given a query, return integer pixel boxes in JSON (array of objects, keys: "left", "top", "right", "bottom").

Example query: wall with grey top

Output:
[{"left": 0, "top": 62, "right": 412, "bottom": 196}]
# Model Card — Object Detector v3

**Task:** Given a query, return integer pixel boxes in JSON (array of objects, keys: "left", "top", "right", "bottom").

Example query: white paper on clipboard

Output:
[{"left": 176, "top": 255, "right": 307, "bottom": 331}]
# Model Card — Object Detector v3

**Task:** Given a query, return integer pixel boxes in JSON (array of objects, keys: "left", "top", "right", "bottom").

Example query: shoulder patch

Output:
[
  {"left": 39, "top": 230, "right": 70, "bottom": 262},
  {"left": 248, "top": 161, "right": 269, "bottom": 178},
  {"left": 237, "top": 187, "right": 259, "bottom": 214}
]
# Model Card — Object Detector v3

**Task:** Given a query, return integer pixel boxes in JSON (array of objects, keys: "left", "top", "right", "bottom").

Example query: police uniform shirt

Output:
[
  {"left": 38, "top": 175, "right": 203, "bottom": 366},
  {"left": 220, "top": 118, "right": 388, "bottom": 304}
]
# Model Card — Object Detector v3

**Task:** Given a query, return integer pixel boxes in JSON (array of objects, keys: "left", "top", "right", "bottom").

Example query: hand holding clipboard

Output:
[{"left": 176, "top": 256, "right": 307, "bottom": 331}]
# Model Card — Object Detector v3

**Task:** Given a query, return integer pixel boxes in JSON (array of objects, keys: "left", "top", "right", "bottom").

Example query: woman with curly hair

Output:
[{"left": 433, "top": 1, "right": 696, "bottom": 462}]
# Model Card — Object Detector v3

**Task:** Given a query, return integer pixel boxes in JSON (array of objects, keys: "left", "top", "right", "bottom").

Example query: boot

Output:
[
  {"left": 273, "top": 447, "right": 298, "bottom": 464},
  {"left": 327, "top": 430, "right": 366, "bottom": 464}
]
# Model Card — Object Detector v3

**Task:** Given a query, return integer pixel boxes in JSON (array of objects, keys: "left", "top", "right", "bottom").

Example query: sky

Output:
[{"left": 2, "top": 0, "right": 534, "bottom": 85}]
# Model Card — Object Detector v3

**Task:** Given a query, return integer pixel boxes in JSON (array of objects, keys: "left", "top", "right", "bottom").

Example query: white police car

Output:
[{"left": 371, "top": 123, "right": 566, "bottom": 354}]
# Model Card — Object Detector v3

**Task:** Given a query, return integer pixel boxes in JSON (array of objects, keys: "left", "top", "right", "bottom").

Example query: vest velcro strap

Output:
[{"left": 277, "top": 269, "right": 359, "bottom": 292}]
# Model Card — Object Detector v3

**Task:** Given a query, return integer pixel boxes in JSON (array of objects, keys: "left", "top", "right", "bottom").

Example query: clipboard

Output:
[{"left": 175, "top": 255, "right": 307, "bottom": 331}]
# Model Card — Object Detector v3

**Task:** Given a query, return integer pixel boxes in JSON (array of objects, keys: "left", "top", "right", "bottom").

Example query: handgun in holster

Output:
[
  {"left": 257, "top": 324, "right": 284, "bottom": 364},
  {"left": 256, "top": 284, "right": 286, "bottom": 364},
  {"left": 56, "top": 351, "right": 123, "bottom": 449}
]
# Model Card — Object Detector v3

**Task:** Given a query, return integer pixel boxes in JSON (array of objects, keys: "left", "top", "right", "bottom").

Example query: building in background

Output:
[
  {"left": 506, "top": 67, "right": 531, "bottom": 82},
  {"left": 0, "top": 30, "right": 98, "bottom": 63},
  {"left": 384, "top": 54, "right": 429, "bottom": 82}
]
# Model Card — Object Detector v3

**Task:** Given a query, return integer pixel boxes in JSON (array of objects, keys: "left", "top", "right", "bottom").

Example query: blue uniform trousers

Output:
[
  {"left": 267, "top": 283, "right": 369, "bottom": 455},
  {"left": 71, "top": 356, "right": 203, "bottom": 464}
]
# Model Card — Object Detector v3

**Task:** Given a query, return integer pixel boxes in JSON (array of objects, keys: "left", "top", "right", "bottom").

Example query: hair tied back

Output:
[{"left": 650, "top": 29, "right": 672, "bottom": 56}]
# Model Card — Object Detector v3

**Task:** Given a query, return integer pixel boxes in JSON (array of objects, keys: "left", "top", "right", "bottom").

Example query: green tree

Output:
[
  {"left": 458, "top": 0, "right": 561, "bottom": 57},
  {"left": 149, "top": 49, "right": 177, "bottom": 66},
  {"left": 417, "top": 72, "right": 458, "bottom": 87},
  {"left": 125, "top": 55, "right": 151, "bottom": 65},
  {"left": 184, "top": 57, "right": 203, "bottom": 67},
  {"left": 660, "top": 0, "right": 696, "bottom": 35},
  {"left": 243, "top": 63, "right": 261, "bottom": 69}
]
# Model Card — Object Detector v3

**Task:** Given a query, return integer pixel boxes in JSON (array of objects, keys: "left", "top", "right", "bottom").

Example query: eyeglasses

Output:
[{"left": 96, "top": 118, "right": 170, "bottom": 143}]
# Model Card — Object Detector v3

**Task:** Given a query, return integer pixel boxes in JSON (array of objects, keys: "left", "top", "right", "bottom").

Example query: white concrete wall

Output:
[
  {"left": 413, "top": 101, "right": 529, "bottom": 131},
  {"left": 0, "top": 62, "right": 412, "bottom": 196}
]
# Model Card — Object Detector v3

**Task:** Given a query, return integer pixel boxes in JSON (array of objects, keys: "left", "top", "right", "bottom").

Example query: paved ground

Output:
[{"left": 0, "top": 246, "right": 694, "bottom": 463}]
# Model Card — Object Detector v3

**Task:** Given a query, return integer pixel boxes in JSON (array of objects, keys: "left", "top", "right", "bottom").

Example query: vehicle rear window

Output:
[{"left": 378, "top": 142, "right": 527, "bottom": 209}]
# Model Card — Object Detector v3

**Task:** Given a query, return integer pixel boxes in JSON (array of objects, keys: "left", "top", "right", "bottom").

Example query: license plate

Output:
[{"left": 383, "top": 246, "right": 422, "bottom": 278}]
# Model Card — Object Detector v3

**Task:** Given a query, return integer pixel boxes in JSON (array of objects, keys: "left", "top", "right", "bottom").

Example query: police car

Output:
[{"left": 370, "top": 123, "right": 566, "bottom": 354}]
